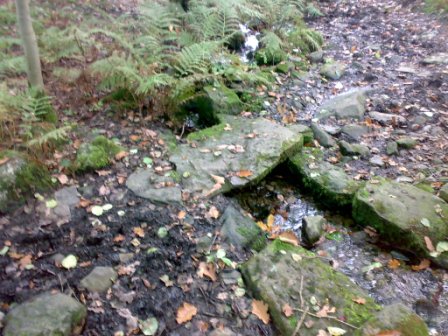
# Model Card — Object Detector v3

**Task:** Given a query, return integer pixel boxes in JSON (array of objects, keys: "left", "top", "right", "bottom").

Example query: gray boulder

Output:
[
  {"left": 317, "top": 89, "right": 369, "bottom": 120},
  {"left": 396, "top": 137, "right": 418, "bottom": 149},
  {"left": 320, "top": 61, "right": 346, "bottom": 80},
  {"left": 311, "top": 123, "right": 336, "bottom": 147},
  {"left": 422, "top": 52, "right": 448, "bottom": 65},
  {"left": 302, "top": 215, "right": 326, "bottom": 245},
  {"left": 3, "top": 292, "right": 87, "bottom": 336},
  {"left": 79, "top": 266, "right": 117, "bottom": 293},
  {"left": 369, "top": 111, "right": 406, "bottom": 125},
  {"left": 339, "top": 140, "right": 370, "bottom": 158},
  {"left": 220, "top": 204, "right": 264, "bottom": 250},
  {"left": 353, "top": 179, "right": 448, "bottom": 268},
  {"left": 440, "top": 183, "right": 448, "bottom": 203},
  {"left": 341, "top": 124, "right": 369, "bottom": 140}
]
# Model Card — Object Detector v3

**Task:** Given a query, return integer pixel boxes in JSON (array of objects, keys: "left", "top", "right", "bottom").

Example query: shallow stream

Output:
[{"left": 235, "top": 172, "right": 448, "bottom": 335}]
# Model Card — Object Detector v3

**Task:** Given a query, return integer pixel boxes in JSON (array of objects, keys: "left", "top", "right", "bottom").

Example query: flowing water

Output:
[
  {"left": 239, "top": 24, "right": 259, "bottom": 63},
  {"left": 235, "top": 173, "right": 448, "bottom": 335}
]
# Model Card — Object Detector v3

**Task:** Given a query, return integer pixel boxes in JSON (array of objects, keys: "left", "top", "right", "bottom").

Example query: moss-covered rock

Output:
[
  {"left": 275, "top": 62, "right": 294, "bottom": 74},
  {"left": 0, "top": 151, "right": 52, "bottom": 212},
  {"left": 75, "top": 135, "right": 123, "bottom": 172},
  {"left": 255, "top": 33, "right": 287, "bottom": 66},
  {"left": 357, "top": 303, "right": 428, "bottom": 336},
  {"left": 4, "top": 292, "right": 87, "bottom": 336},
  {"left": 220, "top": 203, "right": 266, "bottom": 251},
  {"left": 320, "top": 61, "right": 346, "bottom": 80},
  {"left": 169, "top": 115, "right": 303, "bottom": 197},
  {"left": 353, "top": 179, "right": 448, "bottom": 268},
  {"left": 241, "top": 240, "right": 382, "bottom": 336},
  {"left": 440, "top": 183, "right": 448, "bottom": 202},
  {"left": 288, "top": 148, "right": 361, "bottom": 208}
]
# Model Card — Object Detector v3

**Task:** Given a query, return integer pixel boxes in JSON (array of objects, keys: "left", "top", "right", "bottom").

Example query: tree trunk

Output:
[{"left": 15, "top": 0, "right": 44, "bottom": 90}]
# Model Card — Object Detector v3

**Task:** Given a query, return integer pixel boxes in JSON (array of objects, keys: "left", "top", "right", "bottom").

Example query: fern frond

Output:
[
  {"left": 0, "top": 56, "right": 26, "bottom": 78},
  {"left": 173, "top": 42, "right": 220, "bottom": 76},
  {"left": 306, "top": 3, "right": 323, "bottom": 17},
  {"left": 26, "top": 125, "right": 71, "bottom": 148},
  {"left": 136, "top": 73, "right": 174, "bottom": 96}
]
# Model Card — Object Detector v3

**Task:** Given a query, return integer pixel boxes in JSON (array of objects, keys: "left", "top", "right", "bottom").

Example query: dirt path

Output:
[{"left": 0, "top": 0, "right": 447, "bottom": 335}]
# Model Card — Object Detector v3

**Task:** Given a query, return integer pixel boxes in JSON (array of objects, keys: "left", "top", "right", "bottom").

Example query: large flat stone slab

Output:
[
  {"left": 4, "top": 292, "right": 87, "bottom": 336},
  {"left": 288, "top": 148, "right": 360, "bottom": 207},
  {"left": 169, "top": 116, "right": 303, "bottom": 197},
  {"left": 126, "top": 169, "right": 183, "bottom": 205},
  {"left": 353, "top": 179, "right": 448, "bottom": 268}
]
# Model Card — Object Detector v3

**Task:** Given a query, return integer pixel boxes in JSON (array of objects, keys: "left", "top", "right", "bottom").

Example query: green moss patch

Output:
[{"left": 75, "top": 135, "right": 123, "bottom": 172}]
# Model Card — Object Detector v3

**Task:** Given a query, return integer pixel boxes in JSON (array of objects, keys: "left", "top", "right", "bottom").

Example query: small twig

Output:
[
  {"left": 293, "top": 308, "right": 359, "bottom": 330},
  {"left": 299, "top": 275, "right": 304, "bottom": 309},
  {"left": 206, "top": 233, "right": 218, "bottom": 255},
  {"left": 292, "top": 305, "right": 309, "bottom": 336}
]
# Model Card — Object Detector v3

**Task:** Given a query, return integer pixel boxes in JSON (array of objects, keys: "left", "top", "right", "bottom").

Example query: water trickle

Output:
[
  {"left": 235, "top": 174, "right": 448, "bottom": 335},
  {"left": 239, "top": 24, "right": 259, "bottom": 62}
]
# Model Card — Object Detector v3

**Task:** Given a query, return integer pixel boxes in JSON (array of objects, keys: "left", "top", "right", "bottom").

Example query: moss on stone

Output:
[
  {"left": 255, "top": 47, "right": 287, "bottom": 66},
  {"left": 186, "top": 123, "right": 227, "bottom": 142},
  {"left": 75, "top": 136, "right": 123, "bottom": 172}
]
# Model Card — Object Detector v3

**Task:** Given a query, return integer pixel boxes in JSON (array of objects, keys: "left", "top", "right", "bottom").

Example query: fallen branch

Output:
[
  {"left": 292, "top": 305, "right": 309, "bottom": 336},
  {"left": 293, "top": 307, "right": 359, "bottom": 330}
]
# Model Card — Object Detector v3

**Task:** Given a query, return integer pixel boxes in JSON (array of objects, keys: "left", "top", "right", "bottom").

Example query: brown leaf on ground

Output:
[
  {"left": 252, "top": 299, "right": 270, "bottom": 324},
  {"left": 388, "top": 259, "right": 401, "bottom": 269},
  {"left": 197, "top": 262, "right": 217, "bottom": 282},
  {"left": 352, "top": 297, "right": 366, "bottom": 305},
  {"left": 210, "top": 174, "right": 225, "bottom": 185},
  {"left": 282, "top": 303, "right": 293, "bottom": 317},
  {"left": 176, "top": 302, "right": 198, "bottom": 324},
  {"left": 56, "top": 174, "right": 69, "bottom": 185},
  {"left": 236, "top": 170, "right": 253, "bottom": 178},
  {"left": 78, "top": 198, "right": 92, "bottom": 208},
  {"left": 203, "top": 182, "right": 222, "bottom": 197},
  {"left": 411, "top": 259, "right": 430, "bottom": 271},
  {"left": 133, "top": 227, "right": 145, "bottom": 238},
  {"left": 19, "top": 255, "right": 32, "bottom": 269},
  {"left": 113, "top": 234, "right": 125, "bottom": 243},
  {"left": 277, "top": 231, "right": 299, "bottom": 246},
  {"left": 177, "top": 210, "right": 186, "bottom": 220},
  {"left": 208, "top": 206, "right": 220, "bottom": 219},
  {"left": 424, "top": 236, "right": 435, "bottom": 252},
  {"left": 115, "top": 151, "right": 128, "bottom": 161},
  {"left": 316, "top": 305, "right": 336, "bottom": 317}
]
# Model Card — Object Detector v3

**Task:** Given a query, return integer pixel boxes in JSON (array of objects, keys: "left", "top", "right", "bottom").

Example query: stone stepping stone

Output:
[
  {"left": 317, "top": 88, "right": 369, "bottom": 120},
  {"left": 241, "top": 240, "right": 428, "bottom": 336},
  {"left": 79, "top": 266, "right": 117, "bottom": 293},
  {"left": 353, "top": 179, "right": 448, "bottom": 268},
  {"left": 288, "top": 148, "right": 360, "bottom": 208},
  {"left": 3, "top": 292, "right": 87, "bottom": 336},
  {"left": 169, "top": 115, "right": 303, "bottom": 197}
]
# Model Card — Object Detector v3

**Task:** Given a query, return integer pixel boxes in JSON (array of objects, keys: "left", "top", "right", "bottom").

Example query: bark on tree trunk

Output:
[{"left": 15, "top": 0, "right": 44, "bottom": 90}]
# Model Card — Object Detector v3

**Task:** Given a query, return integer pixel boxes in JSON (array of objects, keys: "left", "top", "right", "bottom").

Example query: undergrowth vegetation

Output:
[{"left": 0, "top": 0, "right": 323, "bottom": 203}]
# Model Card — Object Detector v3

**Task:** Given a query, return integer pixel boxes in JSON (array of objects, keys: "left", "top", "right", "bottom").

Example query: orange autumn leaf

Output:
[
  {"left": 176, "top": 302, "right": 198, "bottom": 324},
  {"left": 113, "top": 234, "right": 125, "bottom": 243},
  {"left": 178, "top": 210, "right": 187, "bottom": 220},
  {"left": 388, "top": 259, "right": 401, "bottom": 269},
  {"left": 114, "top": 151, "right": 128, "bottom": 161},
  {"left": 133, "top": 227, "right": 145, "bottom": 238},
  {"left": 375, "top": 331, "right": 402, "bottom": 336},
  {"left": 236, "top": 170, "right": 253, "bottom": 178},
  {"left": 282, "top": 303, "right": 293, "bottom": 317},
  {"left": 208, "top": 206, "right": 220, "bottom": 219},
  {"left": 278, "top": 231, "right": 299, "bottom": 246},
  {"left": 411, "top": 259, "right": 430, "bottom": 271},
  {"left": 352, "top": 297, "right": 366, "bottom": 305},
  {"left": 252, "top": 300, "right": 270, "bottom": 324},
  {"left": 197, "top": 262, "right": 217, "bottom": 282},
  {"left": 19, "top": 255, "right": 32, "bottom": 269},
  {"left": 129, "top": 135, "right": 140, "bottom": 142},
  {"left": 424, "top": 236, "right": 435, "bottom": 252}
]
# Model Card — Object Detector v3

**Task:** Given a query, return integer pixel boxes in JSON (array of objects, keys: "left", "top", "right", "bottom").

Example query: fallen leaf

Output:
[
  {"left": 436, "top": 241, "right": 448, "bottom": 253},
  {"left": 252, "top": 299, "right": 270, "bottom": 324},
  {"left": 56, "top": 174, "right": 69, "bottom": 185},
  {"left": 114, "top": 234, "right": 126, "bottom": 243},
  {"left": 208, "top": 206, "right": 220, "bottom": 219},
  {"left": 388, "top": 259, "right": 401, "bottom": 269},
  {"left": 316, "top": 305, "right": 336, "bottom": 318},
  {"left": 133, "top": 227, "right": 145, "bottom": 238},
  {"left": 327, "top": 326, "right": 346, "bottom": 336},
  {"left": 277, "top": 231, "right": 299, "bottom": 246},
  {"left": 61, "top": 254, "right": 77, "bottom": 269},
  {"left": 159, "top": 274, "right": 174, "bottom": 287},
  {"left": 424, "top": 236, "right": 435, "bottom": 252},
  {"left": 411, "top": 259, "right": 430, "bottom": 271},
  {"left": 79, "top": 198, "right": 92, "bottom": 208},
  {"left": 352, "top": 297, "right": 366, "bottom": 305},
  {"left": 236, "top": 170, "right": 253, "bottom": 178},
  {"left": 115, "top": 151, "right": 128, "bottom": 161},
  {"left": 96, "top": 170, "right": 112, "bottom": 176},
  {"left": 176, "top": 302, "right": 198, "bottom": 324},
  {"left": 375, "top": 331, "right": 402, "bottom": 336},
  {"left": 139, "top": 317, "right": 158, "bottom": 336},
  {"left": 203, "top": 182, "right": 222, "bottom": 197},
  {"left": 282, "top": 303, "right": 293, "bottom": 317},
  {"left": 19, "top": 255, "right": 33, "bottom": 269},
  {"left": 177, "top": 210, "right": 186, "bottom": 220},
  {"left": 197, "top": 262, "right": 217, "bottom": 281}
]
